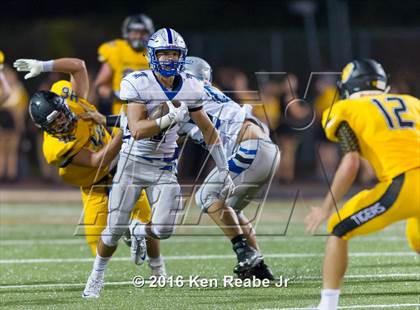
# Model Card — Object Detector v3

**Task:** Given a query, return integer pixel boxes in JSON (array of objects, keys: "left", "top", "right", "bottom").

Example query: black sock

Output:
[{"left": 231, "top": 234, "right": 248, "bottom": 260}]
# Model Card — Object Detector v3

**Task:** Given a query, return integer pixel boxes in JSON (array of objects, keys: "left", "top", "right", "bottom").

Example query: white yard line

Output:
[
  {"left": 0, "top": 252, "right": 417, "bottom": 264},
  {"left": 0, "top": 235, "right": 406, "bottom": 246},
  {"left": 268, "top": 304, "right": 420, "bottom": 310}
]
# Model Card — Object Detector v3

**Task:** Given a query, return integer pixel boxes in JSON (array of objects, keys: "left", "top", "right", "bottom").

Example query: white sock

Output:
[
  {"left": 133, "top": 224, "right": 147, "bottom": 237},
  {"left": 148, "top": 255, "right": 164, "bottom": 267},
  {"left": 318, "top": 289, "right": 340, "bottom": 310},
  {"left": 92, "top": 254, "right": 110, "bottom": 274}
]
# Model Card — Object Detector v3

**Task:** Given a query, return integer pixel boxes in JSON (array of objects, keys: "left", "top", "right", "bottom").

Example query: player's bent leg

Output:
[
  {"left": 319, "top": 170, "right": 419, "bottom": 309},
  {"left": 236, "top": 212, "right": 274, "bottom": 280},
  {"left": 80, "top": 185, "right": 109, "bottom": 256},
  {"left": 327, "top": 173, "right": 410, "bottom": 240},
  {"left": 406, "top": 217, "right": 420, "bottom": 253},
  {"left": 146, "top": 182, "right": 182, "bottom": 239},
  {"left": 317, "top": 236, "right": 348, "bottom": 310}
]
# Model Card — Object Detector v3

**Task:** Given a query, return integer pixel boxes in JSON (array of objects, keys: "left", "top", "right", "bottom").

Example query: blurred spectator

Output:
[
  {"left": 0, "top": 50, "right": 11, "bottom": 105},
  {"left": 215, "top": 68, "right": 259, "bottom": 104},
  {"left": 275, "top": 74, "right": 309, "bottom": 184},
  {"left": 313, "top": 75, "right": 340, "bottom": 181},
  {"left": 251, "top": 80, "right": 281, "bottom": 130},
  {"left": 0, "top": 66, "right": 28, "bottom": 182}
]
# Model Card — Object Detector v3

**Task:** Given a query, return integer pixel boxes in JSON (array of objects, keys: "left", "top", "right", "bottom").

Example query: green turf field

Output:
[{"left": 0, "top": 201, "right": 419, "bottom": 309}]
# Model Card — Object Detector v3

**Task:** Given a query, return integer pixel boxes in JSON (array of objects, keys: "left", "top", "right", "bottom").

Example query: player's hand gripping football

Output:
[
  {"left": 13, "top": 59, "right": 43, "bottom": 79},
  {"left": 304, "top": 206, "right": 331, "bottom": 234},
  {"left": 166, "top": 100, "right": 188, "bottom": 124}
]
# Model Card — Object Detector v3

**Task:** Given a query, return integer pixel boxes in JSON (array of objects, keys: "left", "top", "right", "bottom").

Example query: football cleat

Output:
[
  {"left": 237, "top": 261, "right": 275, "bottom": 280},
  {"left": 130, "top": 222, "right": 147, "bottom": 265},
  {"left": 82, "top": 271, "right": 104, "bottom": 299},
  {"left": 233, "top": 247, "right": 263, "bottom": 275},
  {"left": 149, "top": 259, "right": 167, "bottom": 278}
]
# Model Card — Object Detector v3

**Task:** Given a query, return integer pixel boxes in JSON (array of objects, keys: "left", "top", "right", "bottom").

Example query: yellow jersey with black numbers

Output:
[
  {"left": 97, "top": 39, "right": 149, "bottom": 96},
  {"left": 42, "top": 80, "right": 112, "bottom": 187},
  {"left": 322, "top": 94, "right": 420, "bottom": 181}
]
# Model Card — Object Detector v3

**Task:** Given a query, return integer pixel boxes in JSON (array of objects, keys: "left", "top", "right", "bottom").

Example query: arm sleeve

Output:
[
  {"left": 207, "top": 143, "right": 229, "bottom": 172},
  {"left": 336, "top": 122, "right": 360, "bottom": 154}
]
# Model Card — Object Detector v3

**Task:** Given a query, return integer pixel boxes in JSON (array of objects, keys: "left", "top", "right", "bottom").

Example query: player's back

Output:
[{"left": 323, "top": 93, "right": 420, "bottom": 181}]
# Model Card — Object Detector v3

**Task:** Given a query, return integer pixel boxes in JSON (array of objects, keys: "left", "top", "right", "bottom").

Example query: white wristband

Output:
[{"left": 41, "top": 60, "right": 54, "bottom": 72}]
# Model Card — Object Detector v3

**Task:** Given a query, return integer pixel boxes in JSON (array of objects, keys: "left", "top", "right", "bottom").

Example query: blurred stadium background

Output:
[
  {"left": 1, "top": 1, "right": 420, "bottom": 308},
  {"left": 0, "top": 0, "right": 419, "bottom": 191}
]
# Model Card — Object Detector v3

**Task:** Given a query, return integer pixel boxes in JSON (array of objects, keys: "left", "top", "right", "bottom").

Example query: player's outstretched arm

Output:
[
  {"left": 71, "top": 130, "right": 123, "bottom": 168},
  {"left": 13, "top": 58, "right": 89, "bottom": 99},
  {"left": 190, "top": 109, "right": 234, "bottom": 194},
  {"left": 305, "top": 122, "right": 361, "bottom": 234}
]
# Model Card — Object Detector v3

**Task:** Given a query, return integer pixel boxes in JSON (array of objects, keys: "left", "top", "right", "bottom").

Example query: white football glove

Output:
[
  {"left": 167, "top": 100, "right": 189, "bottom": 123},
  {"left": 13, "top": 59, "right": 43, "bottom": 79}
]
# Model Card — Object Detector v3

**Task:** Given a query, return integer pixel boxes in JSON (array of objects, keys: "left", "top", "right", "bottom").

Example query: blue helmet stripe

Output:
[{"left": 166, "top": 28, "right": 173, "bottom": 44}]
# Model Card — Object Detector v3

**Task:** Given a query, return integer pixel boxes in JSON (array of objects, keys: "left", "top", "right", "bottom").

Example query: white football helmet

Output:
[
  {"left": 184, "top": 56, "right": 212, "bottom": 83},
  {"left": 147, "top": 28, "right": 188, "bottom": 77}
]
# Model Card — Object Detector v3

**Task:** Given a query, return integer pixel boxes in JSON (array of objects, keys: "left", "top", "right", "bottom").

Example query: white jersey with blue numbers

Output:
[
  {"left": 119, "top": 70, "right": 204, "bottom": 159},
  {"left": 178, "top": 84, "right": 246, "bottom": 156}
]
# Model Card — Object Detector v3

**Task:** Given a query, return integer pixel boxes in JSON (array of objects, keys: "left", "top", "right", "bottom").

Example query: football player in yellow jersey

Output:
[
  {"left": 95, "top": 14, "right": 154, "bottom": 115},
  {"left": 304, "top": 59, "right": 420, "bottom": 310},
  {"left": 14, "top": 57, "right": 167, "bottom": 277}
]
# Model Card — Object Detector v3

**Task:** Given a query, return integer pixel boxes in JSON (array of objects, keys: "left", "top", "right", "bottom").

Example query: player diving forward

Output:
[
  {"left": 178, "top": 56, "right": 281, "bottom": 279},
  {"left": 13, "top": 58, "right": 165, "bottom": 275},
  {"left": 305, "top": 59, "right": 420, "bottom": 310},
  {"left": 82, "top": 28, "right": 234, "bottom": 298}
]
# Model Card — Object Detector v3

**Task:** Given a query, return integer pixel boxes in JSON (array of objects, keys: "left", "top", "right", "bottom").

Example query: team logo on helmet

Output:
[{"left": 341, "top": 62, "right": 354, "bottom": 84}]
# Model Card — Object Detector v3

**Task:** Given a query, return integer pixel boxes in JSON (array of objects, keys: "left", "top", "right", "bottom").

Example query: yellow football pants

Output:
[
  {"left": 80, "top": 183, "right": 151, "bottom": 256},
  {"left": 328, "top": 168, "right": 420, "bottom": 252}
]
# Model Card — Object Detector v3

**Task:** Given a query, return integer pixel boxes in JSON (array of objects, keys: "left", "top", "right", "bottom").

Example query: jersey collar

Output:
[{"left": 152, "top": 72, "right": 183, "bottom": 101}]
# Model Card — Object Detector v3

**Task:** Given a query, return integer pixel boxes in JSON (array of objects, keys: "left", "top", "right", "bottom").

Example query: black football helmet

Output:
[
  {"left": 121, "top": 14, "right": 155, "bottom": 50},
  {"left": 29, "top": 90, "right": 77, "bottom": 137},
  {"left": 338, "top": 59, "right": 390, "bottom": 99}
]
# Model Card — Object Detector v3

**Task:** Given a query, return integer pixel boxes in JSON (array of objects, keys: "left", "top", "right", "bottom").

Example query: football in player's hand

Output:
[{"left": 148, "top": 100, "right": 182, "bottom": 120}]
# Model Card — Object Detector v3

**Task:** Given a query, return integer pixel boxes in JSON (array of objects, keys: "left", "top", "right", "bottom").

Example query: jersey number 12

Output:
[{"left": 371, "top": 97, "right": 414, "bottom": 129}]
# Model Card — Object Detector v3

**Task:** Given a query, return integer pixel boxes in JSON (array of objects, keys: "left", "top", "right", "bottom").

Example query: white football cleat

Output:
[
  {"left": 130, "top": 222, "right": 147, "bottom": 265},
  {"left": 149, "top": 259, "right": 167, "bottom": 278},
  {"left": 82, "top": 271, "right": 104, "bottom": 299}
]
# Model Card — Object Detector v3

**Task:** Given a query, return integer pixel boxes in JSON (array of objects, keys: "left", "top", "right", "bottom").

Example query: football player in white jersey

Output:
[
  {"left": 179, "top": 56, "right": 281, "bottom": 279},
  {"left": 83, "top": 28, "right": 234, "bottom": 298}
]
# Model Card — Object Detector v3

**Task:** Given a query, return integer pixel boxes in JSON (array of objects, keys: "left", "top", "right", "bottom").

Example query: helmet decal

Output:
[{"left": 341, "top": 62, "right": 354, "bottom": 84}]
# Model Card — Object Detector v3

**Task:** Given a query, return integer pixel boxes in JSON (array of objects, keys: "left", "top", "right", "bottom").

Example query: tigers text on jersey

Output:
[
  {"left": 178, "top": 84, "right": 246, "bottom": 156},
  {"left": 97, "top": 39, "right": 149, "bottom": 97},
  {"left": 43, "top": 80, "right": 112, "bottom": 187},
  {"left": 323, "top": 93, "right": 420, "bottom": 181},
  {"left": 119, "top": 70, "right": 204, "bottom": 159}
]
